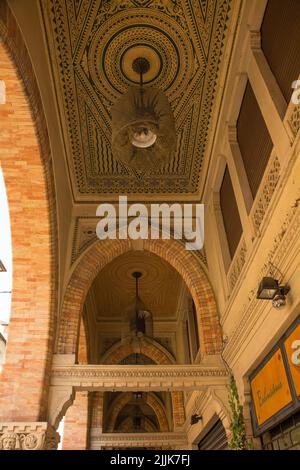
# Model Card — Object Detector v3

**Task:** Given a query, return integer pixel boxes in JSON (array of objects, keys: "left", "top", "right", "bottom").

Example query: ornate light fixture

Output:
[
  {"left": 130, "top": 271, "right": 151, "bottom": 337},
  {"left": 191, "top": 414, "right": 202, "bottom": 425},
  {"left": 256, "top": 277, "right": 290, "bottom": 309},
  {"left": 111, "top": 57, "right": 176, "bottom": 170}
]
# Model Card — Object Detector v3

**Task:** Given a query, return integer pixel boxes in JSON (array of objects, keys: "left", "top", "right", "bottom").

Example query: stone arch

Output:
[
  {"left": 57, "top": 238, "right": 222, "bottom": 357},
  {"left": 0, "top": 3, "right": 57, "bottom": 421},
  {"left": 106, "top": 392, "right": 169, "bottom": 432},
  {"left": 187, "top": 388, "right": 231, "bottom": 449}
]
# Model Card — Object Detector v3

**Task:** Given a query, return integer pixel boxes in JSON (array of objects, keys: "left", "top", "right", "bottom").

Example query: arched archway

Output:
[
  {"left": 100, "top": 337, "right": 175, "bottom": 365},
  {"left": 100, "top": 335, "right": 184, "bottom": 430},
  {"left": 0, "top": 3, "right": 57, "bottom": 422},
  {"left": 117, "top": 415, "right": 157, "bottom": 433},
  {"left": 57, "top": 238, "right": 222, "bottom": 357},
  {"left": 106, "top": 392, "right": 169, "bottom": 432}
]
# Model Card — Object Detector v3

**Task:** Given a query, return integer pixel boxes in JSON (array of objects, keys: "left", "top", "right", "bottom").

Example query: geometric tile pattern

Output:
[{"left": 41, "top": 0, "right": 232, "bottom": 200}]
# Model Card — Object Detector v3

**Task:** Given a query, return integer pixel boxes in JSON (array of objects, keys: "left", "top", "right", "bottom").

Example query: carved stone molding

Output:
[
  {"left": 227, "top": 237, "right": 247, "bottom": 291},
  {"left": 250, "top": 152, "right": 281, "bottom": 233},
  {"left": 71, "top": 216, "right": 208, "bottom": 266},
  {"left": 224, "top": 205, "right": 300, "bottom": 365},
  {"left": 90, "top": 431, "right": 187, "bottom": 449},
  {"left": 51, "top": 364, "right": 229, "bottom": 391},
  {"left": 289, "top": 104, "right": 300, "bottom": 138},
  {"left": 248, "top": 30, "right": 261, "bottom": 51},
  {"left": 47, "top": 385, "right": 75, "bottom": 428},
  {"left": 0, "top": 422, "right": 59, "bottom": 450}
]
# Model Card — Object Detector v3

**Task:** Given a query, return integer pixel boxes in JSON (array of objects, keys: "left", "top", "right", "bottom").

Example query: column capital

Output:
[
  {"left": 0, "top": 422, "right": 59, "bottom": 450},
  {"left": 227, "top": 124, "right": 237, "bottom": 144},
  {"left": 248, "top": 30, "right": 261, "bottom": 51}
]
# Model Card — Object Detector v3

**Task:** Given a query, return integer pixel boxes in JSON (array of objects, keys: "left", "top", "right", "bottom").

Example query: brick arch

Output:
[
  {"left": 100, "top": 336, "right": 184, "bottom": 431},
  {"left": 106, "top": 392, "right": 169, "bottom": 432},
  {"left": 117, "top": 415, "right": 157, "bottom": 433},
  {"left": 57, "top": 239, "right": 221, "bottom": 356},
  {"left": 100, "top": 337, "right": 175, "bottom": 365},
  {"left": 0, "top": 3, "right": 57, "bottom": 421}
]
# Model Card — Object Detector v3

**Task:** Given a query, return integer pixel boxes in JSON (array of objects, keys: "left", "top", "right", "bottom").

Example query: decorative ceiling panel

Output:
[
  {"left": 41, "top": 0, "right": 233, "bottom": 199},
  {"left": 90, "top": 250, "right": 183, "bottom": 320}
]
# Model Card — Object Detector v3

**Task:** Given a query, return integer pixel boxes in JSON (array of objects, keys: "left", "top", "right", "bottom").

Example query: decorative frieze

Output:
[
  {"left": 0, "top": 423, "right": 59, "bottom": 450},
  {"left": 227, "top": 238, "right": 247, "bottom": 291},
  {"left": 224, "top": 205, "right": 300, "bottom": 365},
  {"left": 90, "top": 431, "right": 187, "bottom": 449},
  {"left": 289, "top": 104, "right": 300, "bottom": 138},
  {"left": 251, "top": 153, "right": 281, "bottom": 233},
  {"left": 51, "top": 364, "right": 229, "bottom": 391}
]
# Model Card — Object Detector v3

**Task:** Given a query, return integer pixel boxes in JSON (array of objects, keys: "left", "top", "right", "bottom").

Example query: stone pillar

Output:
[
  {"left": 209, "top": 192, "right": 231, "bottom": 296},
  {"left": 62, "top": 392, "right": 89, "bottom": 450},
  {"left": 243, "top": 388, "right": 262, "bottom": 450},
  {"left": 90, "top": 392, "right": 104, "bottom": 431},
  {"left": 0, "top": 423, "right": 59, "bottom": 450},
  {"left": 172, "top": 392, "right": 186, "bottom": 430}
]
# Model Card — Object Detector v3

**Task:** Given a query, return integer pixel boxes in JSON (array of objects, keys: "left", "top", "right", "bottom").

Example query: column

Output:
[{"left": 208, "top": 192, "right": 231, "bottom": 299}]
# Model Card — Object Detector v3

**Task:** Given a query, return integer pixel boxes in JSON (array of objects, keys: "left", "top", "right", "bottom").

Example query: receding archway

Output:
[
  {"left": 57, "top": 238, "right": 222, "bottom": 357},
  {"left": 106, "top": 392, "right": 169, "bottom": 433},
  {"left": 100, "top": 337, "right": 183, "bottom": 430}
]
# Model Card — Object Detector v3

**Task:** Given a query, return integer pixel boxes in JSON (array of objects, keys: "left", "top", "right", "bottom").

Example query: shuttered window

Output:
[
  {"left": 261, "top": 0, "right": 300, "bottom": 103},
  {"left": 220, "top": 166, "right": 242, "bottom": 259},
  {"left": 237, "top": 82, "right": 273, "bottom": 198},
  {"left": 198, "top": 419, "right": 228, "bottom": 450}
]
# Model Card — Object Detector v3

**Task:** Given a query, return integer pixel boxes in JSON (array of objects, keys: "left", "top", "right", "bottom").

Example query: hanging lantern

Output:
[
  {"left": 111, "top": 57, "right": 176, "bottom": 170},
  {"left": 126, "top": 271, "right": 151, "bottom": 338}
]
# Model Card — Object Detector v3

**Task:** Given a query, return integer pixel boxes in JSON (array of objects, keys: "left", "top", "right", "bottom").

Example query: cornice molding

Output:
[{"left": 51, "top": 364, "right": 229, "bottom": 391}]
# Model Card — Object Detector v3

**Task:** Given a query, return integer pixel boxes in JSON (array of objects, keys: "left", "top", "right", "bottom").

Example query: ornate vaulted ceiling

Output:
[
  {"left": 41, "top": 0, "right": 234, "bottom": 201},
  {"left": 89, "top": 251, "right": 183, "bottom": 320}
]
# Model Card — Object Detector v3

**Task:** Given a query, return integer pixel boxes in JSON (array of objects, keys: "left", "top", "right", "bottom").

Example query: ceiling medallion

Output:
[
  {"left": 111, "top": 55, "right": 176, "bottom": 170},
  {"left": 121, "top": 45, "right": 162, "bottom": 84}
]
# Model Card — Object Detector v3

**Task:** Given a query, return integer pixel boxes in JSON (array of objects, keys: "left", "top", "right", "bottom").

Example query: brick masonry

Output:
[{"left": 0, "top": 2, "right": 58, "bottom": 422}]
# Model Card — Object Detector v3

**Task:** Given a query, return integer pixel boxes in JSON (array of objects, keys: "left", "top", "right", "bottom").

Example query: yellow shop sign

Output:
[
  {"left": 284, "top": 322, "right": 300, "bottom": 397},
  {"left": 251, "top": 349, "right": 292, "bottom": 426}
]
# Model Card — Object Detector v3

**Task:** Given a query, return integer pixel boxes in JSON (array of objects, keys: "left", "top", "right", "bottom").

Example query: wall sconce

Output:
[
  {"left": 256, "top": 277, "right": 290, "bottom": 309},
  {"left": 191, "top": 414, "right": 202, "bottom": 425}
]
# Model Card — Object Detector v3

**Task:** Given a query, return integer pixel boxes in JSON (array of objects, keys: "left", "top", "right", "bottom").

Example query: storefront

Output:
[{"left": 250, "top": 316, "right": 300, "bottom": 450}]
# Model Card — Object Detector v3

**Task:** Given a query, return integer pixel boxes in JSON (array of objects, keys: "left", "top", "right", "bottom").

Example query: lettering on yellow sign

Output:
[
  {"left": 251, "top": 350, "right": 292, "bottom": 426},
  {"left": 257, "top": 382, "right": 283, "bottom": 407}
]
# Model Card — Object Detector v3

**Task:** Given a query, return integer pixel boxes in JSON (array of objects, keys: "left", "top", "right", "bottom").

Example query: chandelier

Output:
[{"left": 111, "top": 57, "right": 176, "bottom": 170}]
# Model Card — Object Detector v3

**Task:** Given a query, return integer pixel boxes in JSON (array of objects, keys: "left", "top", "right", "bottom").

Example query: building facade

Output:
[{"left": 0, "top": 0, "right": 299, "bottom": 450}]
